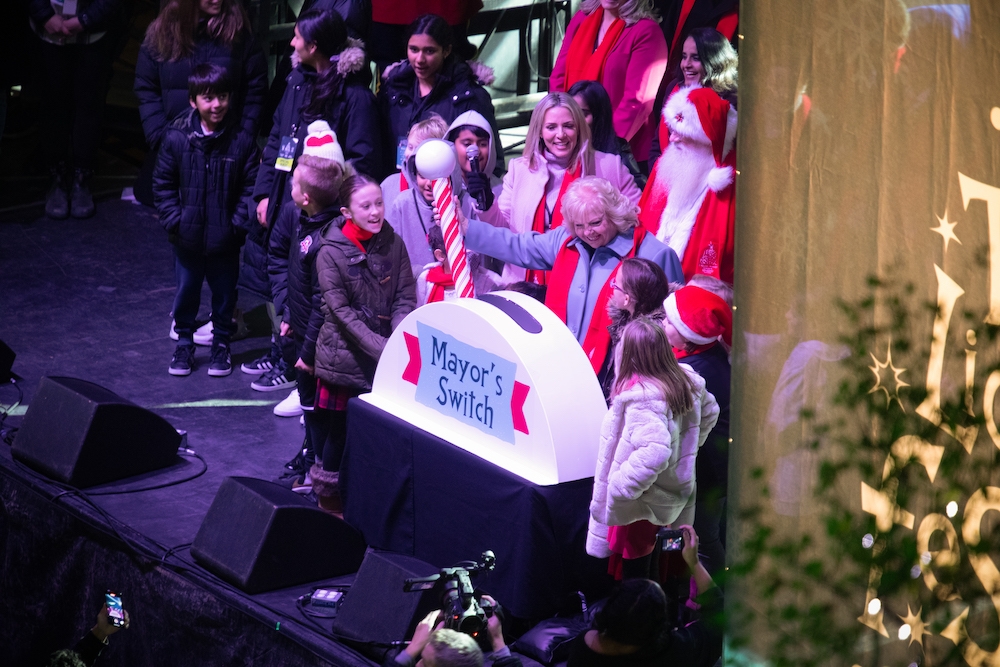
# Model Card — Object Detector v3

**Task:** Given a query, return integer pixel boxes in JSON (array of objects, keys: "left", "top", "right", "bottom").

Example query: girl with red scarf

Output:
[
  {"left": 311, "top": 174, "right": 416, "bottom": 514},
  {"left": 549, "top": 0, "right": 667, "bottom": 167}
]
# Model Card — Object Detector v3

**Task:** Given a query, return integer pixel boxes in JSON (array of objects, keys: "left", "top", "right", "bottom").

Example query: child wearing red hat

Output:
[{"left": 662, "top": 284, "right": 732, "bottom": 575}]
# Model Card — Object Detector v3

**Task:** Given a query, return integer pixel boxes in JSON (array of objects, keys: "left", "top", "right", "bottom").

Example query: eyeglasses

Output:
[{"left": 610, "top": 278, "right": 620, "bottom": 291}]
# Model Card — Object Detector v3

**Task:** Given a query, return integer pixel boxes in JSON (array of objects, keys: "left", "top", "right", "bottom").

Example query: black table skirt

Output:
[{"left": 341, "top": 398, "right": 612, "bottom": 620}]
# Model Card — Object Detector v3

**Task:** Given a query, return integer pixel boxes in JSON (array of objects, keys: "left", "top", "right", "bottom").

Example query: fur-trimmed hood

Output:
[
  {"left": 290, "top": 37, "right": 367, "bottom": 77},
  {"left": 383, "top": 57, "right": 495, "bottom": 88}
]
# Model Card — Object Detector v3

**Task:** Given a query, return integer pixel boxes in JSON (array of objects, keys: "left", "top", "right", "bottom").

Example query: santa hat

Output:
[
  {"left": 664, "top": 285, "right": 732, "bottom": 347},
  {"left": 662, "top": 87, "right": 738, "bottom": 192},
  {"left": 302, "top": 120, "right": 345, "bottom": 168}
]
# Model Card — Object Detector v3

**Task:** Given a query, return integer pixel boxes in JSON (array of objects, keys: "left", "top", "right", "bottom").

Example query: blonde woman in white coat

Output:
[{"left": 588, "top": 317, "right": 719, "bottom": 580}]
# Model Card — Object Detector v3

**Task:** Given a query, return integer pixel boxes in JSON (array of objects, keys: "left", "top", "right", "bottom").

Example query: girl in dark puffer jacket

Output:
[{"left": 310, "top": 174, "right": 417, "bottom": 514}]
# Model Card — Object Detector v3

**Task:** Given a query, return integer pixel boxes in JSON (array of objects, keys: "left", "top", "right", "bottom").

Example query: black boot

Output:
[
  {"left": 70, "top": 168, "right": 96, "bottom": 219},
  {"left": 44, "top": 166, "right": 69, "bottom": 219}
]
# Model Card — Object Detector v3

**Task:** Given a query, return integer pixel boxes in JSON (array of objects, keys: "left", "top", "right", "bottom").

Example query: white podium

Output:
[{"left": 361, "top": 291, "right": 608, "bottom": 485}]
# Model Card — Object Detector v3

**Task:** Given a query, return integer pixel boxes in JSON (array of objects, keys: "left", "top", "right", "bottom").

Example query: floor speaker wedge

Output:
[
  {"left": 12, "top": 376, "right": 181, "bottom": 487},
  {"left": 192, "top": 476, "right": 367, "bottom": 594}
]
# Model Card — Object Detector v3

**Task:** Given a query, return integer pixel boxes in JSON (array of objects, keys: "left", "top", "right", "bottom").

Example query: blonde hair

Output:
[
  {"left": 614, "top": 317, "right": 695, "bottom": 414},
  {"left": 523, "top": 93, "right": 594, "bottom": 173},
  {"left": 295, "top": 155, "right": 349, "bottom": 209},
  {"left": 686, "top": 273, "right": 734, "bottom": 306},
  {"left": 580, "top": 0, "right": 659, "bottom": 25},
  {"left": 408, "top": 114, "right": 449, "bottom": 145},
  {"left": 560, "top": 176, "right": 638, "bottom": 238}
]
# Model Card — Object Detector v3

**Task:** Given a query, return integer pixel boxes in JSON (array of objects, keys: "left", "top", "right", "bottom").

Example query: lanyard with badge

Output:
[{"left": 275, "top": 121, "right": 301, "bottom": 172}]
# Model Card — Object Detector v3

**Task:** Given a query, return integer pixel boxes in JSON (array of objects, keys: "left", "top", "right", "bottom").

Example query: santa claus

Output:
[{"left": 637, "top": 87, "right": 737, "bottom": 284}]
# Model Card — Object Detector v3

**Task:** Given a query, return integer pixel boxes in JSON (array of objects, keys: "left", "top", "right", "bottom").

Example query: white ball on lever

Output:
[{"left": 414, "top": 139, "right": 457, "bottom": 180}]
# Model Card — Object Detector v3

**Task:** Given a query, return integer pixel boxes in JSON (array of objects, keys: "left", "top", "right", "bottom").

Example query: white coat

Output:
[{"left": 587, "top": 366, "right": 720, "bottom": 558}]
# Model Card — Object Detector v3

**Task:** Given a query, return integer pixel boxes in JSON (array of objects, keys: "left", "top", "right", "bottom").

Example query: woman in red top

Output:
[{"left": 550, "top": 0, "right": 668, "bottom": 168}]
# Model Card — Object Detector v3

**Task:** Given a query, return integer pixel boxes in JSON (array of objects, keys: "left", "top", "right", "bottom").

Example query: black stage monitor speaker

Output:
[
  {"left": 12, "top": 376, "right": 181, "bottom": 487},
  {"left": 0, "top": 340, "right": 16, "bottom": 383},
  {"left": 191, "top": 476, "right": 367, "bottom": 594},
  {"left": 332, "top": 549, "right": 440, "bottom": 647}
]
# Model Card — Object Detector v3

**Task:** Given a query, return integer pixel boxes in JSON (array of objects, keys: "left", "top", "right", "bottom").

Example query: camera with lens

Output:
[{"left": 404, "top": 550, "right": 500, "bottom": 650}]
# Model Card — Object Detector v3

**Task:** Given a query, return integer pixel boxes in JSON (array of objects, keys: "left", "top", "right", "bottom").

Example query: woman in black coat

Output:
[
  {"left": 378, "top": 14, "right": 502, "bottom": 177},
  {"left": 253, "top": 9, "right": 380, "bottom": 229},
  {"left": 133, "top": 0, "right": 267, "bottom": 204}
]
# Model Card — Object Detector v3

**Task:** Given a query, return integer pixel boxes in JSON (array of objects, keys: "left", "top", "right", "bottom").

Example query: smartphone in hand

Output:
[{"left": 105, "top": 591, "right": 126, "bottom": 627}]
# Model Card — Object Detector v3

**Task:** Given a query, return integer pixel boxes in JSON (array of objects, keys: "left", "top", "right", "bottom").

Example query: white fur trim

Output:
[
  {"left": 467, "top": 60, "right": 495, "bottom": 86},
  {"left": 707, "top": 165, "right": 734, "bottom": 192},
  {"left": 665, "top": 294, "right": 716, "bottom": 345},
  {"left": 663, "top": 89, "right": 711, "bottom": 147},
  {"left": 335, "top": 38, "right": 366, "bottom": 76},
  {"left": 383, "top": 59, "right": 406, "bottom": 80},
  {"left": 656, "top": 185, "right": 709, "bottom": 260}
]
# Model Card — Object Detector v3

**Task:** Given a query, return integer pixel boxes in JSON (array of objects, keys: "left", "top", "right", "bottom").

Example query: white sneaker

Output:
[
  {"left": 273, "top": 388, "right": 303, "bottom": 417},
  {"left": 170, "top": 320, "right": 214, "bottom": 346}
]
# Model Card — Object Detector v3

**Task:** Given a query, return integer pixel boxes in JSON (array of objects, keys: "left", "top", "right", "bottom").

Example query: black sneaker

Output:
[
  {"left": 208, "top": 343, "right": 232, "bottom": 377},
  {"left": 250, "top": 359, "right": 296, "bottom": 392},
  {"left": 241, "top": 340, "right": 280, "bottom": 375},
  {"left": 45, "top": 167, "right": 69, "bottom": 220},
  {"left": 169, "top": 344, "right": 195, "bottom": 376},
  {"left": 70, "top": 168, "right": 96, "bottom": 219}
]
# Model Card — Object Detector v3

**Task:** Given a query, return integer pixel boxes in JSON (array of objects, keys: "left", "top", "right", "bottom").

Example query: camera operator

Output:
[
  {"left": 385, "top": 595, "right": 522, "bottom": 667},
  {"left": 567, "top": 526, "right": 722, "bottom": 667}
]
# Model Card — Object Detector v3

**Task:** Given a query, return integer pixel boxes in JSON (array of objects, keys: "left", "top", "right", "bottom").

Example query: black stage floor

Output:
[{"left": 0, "top": 199, "right": 548, "bottom": 666}]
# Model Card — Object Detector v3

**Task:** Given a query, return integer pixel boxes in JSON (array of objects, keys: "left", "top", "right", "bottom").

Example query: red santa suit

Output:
[{"left": 638, "top": 87, "right": 737, "bottom": 284}]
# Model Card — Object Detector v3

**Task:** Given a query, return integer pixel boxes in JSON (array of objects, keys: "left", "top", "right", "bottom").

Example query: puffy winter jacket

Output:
[
  {"left": 378, "top": 58, "right": 502, "bottom": 176},
  {"left": 134, "top": 25, "right": 267, "bottom": 150},
  {"left": 269, "top": 202, "right": 342, "bottom": 366},
  {"left": 314, "top": 216, "right": 416, "bottom": 390},
  {"left": 586, "top": 370, "right": 719, "bottom": 558},
  {"left": 152, "top": 108, "right": 258, "bottom": 256},
  {"left": 253, "top": 40, "right": 381, "bottom": 225}
]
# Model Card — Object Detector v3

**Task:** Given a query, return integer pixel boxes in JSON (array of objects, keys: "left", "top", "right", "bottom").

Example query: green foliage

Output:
[{"left": 727, "top": 277, "right": 1000, "bottom": 666}]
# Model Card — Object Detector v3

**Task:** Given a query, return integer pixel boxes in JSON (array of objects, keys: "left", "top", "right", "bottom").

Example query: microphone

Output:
[{"left": 465, "top": 144, "right": 488, "bottom": 211}]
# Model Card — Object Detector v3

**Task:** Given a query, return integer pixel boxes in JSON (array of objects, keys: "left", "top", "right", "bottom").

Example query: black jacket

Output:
[
  {"left": 152, "top": 108, "right": 259, "bottom": 255},
  {"left": 134, "top": 25, "right": 267, "bottom": 150},
  {"left": 314, "top": 216, "right": 416, "bottom": 390},
  {"left": 269, "top": 202, "right": 341, "bottom": 366},
  {"left": 681, "top": 343, "right": 731, "bottom": 490},
  {"left": 378, "top": 58, "right": 502, "bottom": 176},
  {"left": 28, "top": 0, "right": 122, "bottom": 33},
  {"left": 254, "top": 59, "right": 381, "bottom": 225}
]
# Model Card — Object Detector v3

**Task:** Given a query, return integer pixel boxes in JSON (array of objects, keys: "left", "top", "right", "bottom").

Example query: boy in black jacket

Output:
[
  {"left": 154, "top": 63, "right": 259, "bottom": 377},
  {"left": 269, "top": 121, "right": 349, "bottom": 489}
]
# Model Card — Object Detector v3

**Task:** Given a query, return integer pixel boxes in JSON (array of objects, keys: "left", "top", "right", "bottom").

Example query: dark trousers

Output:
[
  {"left": 693, "top": 486, "right": 727, "bottom": 576},
  {"left": 312, "top": 408, "right": 348, "bottom": 472},
  {"left": 36, "top": 36, "right": 116, "bottom": 171},
  {"left": 173, "top": 246, "right": 240, "bottom": 346}
]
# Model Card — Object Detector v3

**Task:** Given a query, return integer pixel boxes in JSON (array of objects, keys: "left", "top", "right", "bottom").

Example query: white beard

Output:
[{"left": 655, "top": 141, "right": 716, "bottom": 259}]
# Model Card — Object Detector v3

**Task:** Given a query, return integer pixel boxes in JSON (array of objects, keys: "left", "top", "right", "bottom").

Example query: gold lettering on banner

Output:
[
  {"left": 957, "top": 487, "right": 1000, "bottom": 667},
  {"left": 959, "top": 173, "right": 1000, "bottom": 325},
  {"left": 985, "top": 370, "right": 1000, "bottom": 451},
  {"left": 916, "top": 513, "right": 960, "bottom": 601},
  {"left": 916, "top": 265, "right": 979, "bottom": 452}
]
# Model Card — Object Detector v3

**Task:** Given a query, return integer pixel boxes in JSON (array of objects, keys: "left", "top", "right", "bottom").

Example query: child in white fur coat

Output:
[{"left": 588, "top": 317, "right": 719, "bottom": 580}]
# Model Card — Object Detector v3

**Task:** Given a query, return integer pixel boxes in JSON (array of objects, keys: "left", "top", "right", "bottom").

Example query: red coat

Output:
[
  {"left": 550, "top": 11, "right": 667, "bottom": 163},
  {"left": 637, "top": 150, "right": 736, "bottom": 284}
]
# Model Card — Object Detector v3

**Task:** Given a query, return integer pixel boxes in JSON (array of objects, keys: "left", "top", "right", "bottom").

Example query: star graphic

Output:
[
  {"left": 931, "top": 212, "right": 961, "bottom": 254},
  {"left": 899, "top": 604, "right": 928, "bottom": 647},
  {"left": 869, "top": 340, "right": 910, "bottom": 410}
]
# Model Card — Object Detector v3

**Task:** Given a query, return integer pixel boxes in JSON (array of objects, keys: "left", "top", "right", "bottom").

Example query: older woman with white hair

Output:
[
  {"left": 477, "top": 92, "right": 641, "bottom": 284},
  {"left": 464, "top": 176, "right": 683, "bottom": 376}
]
